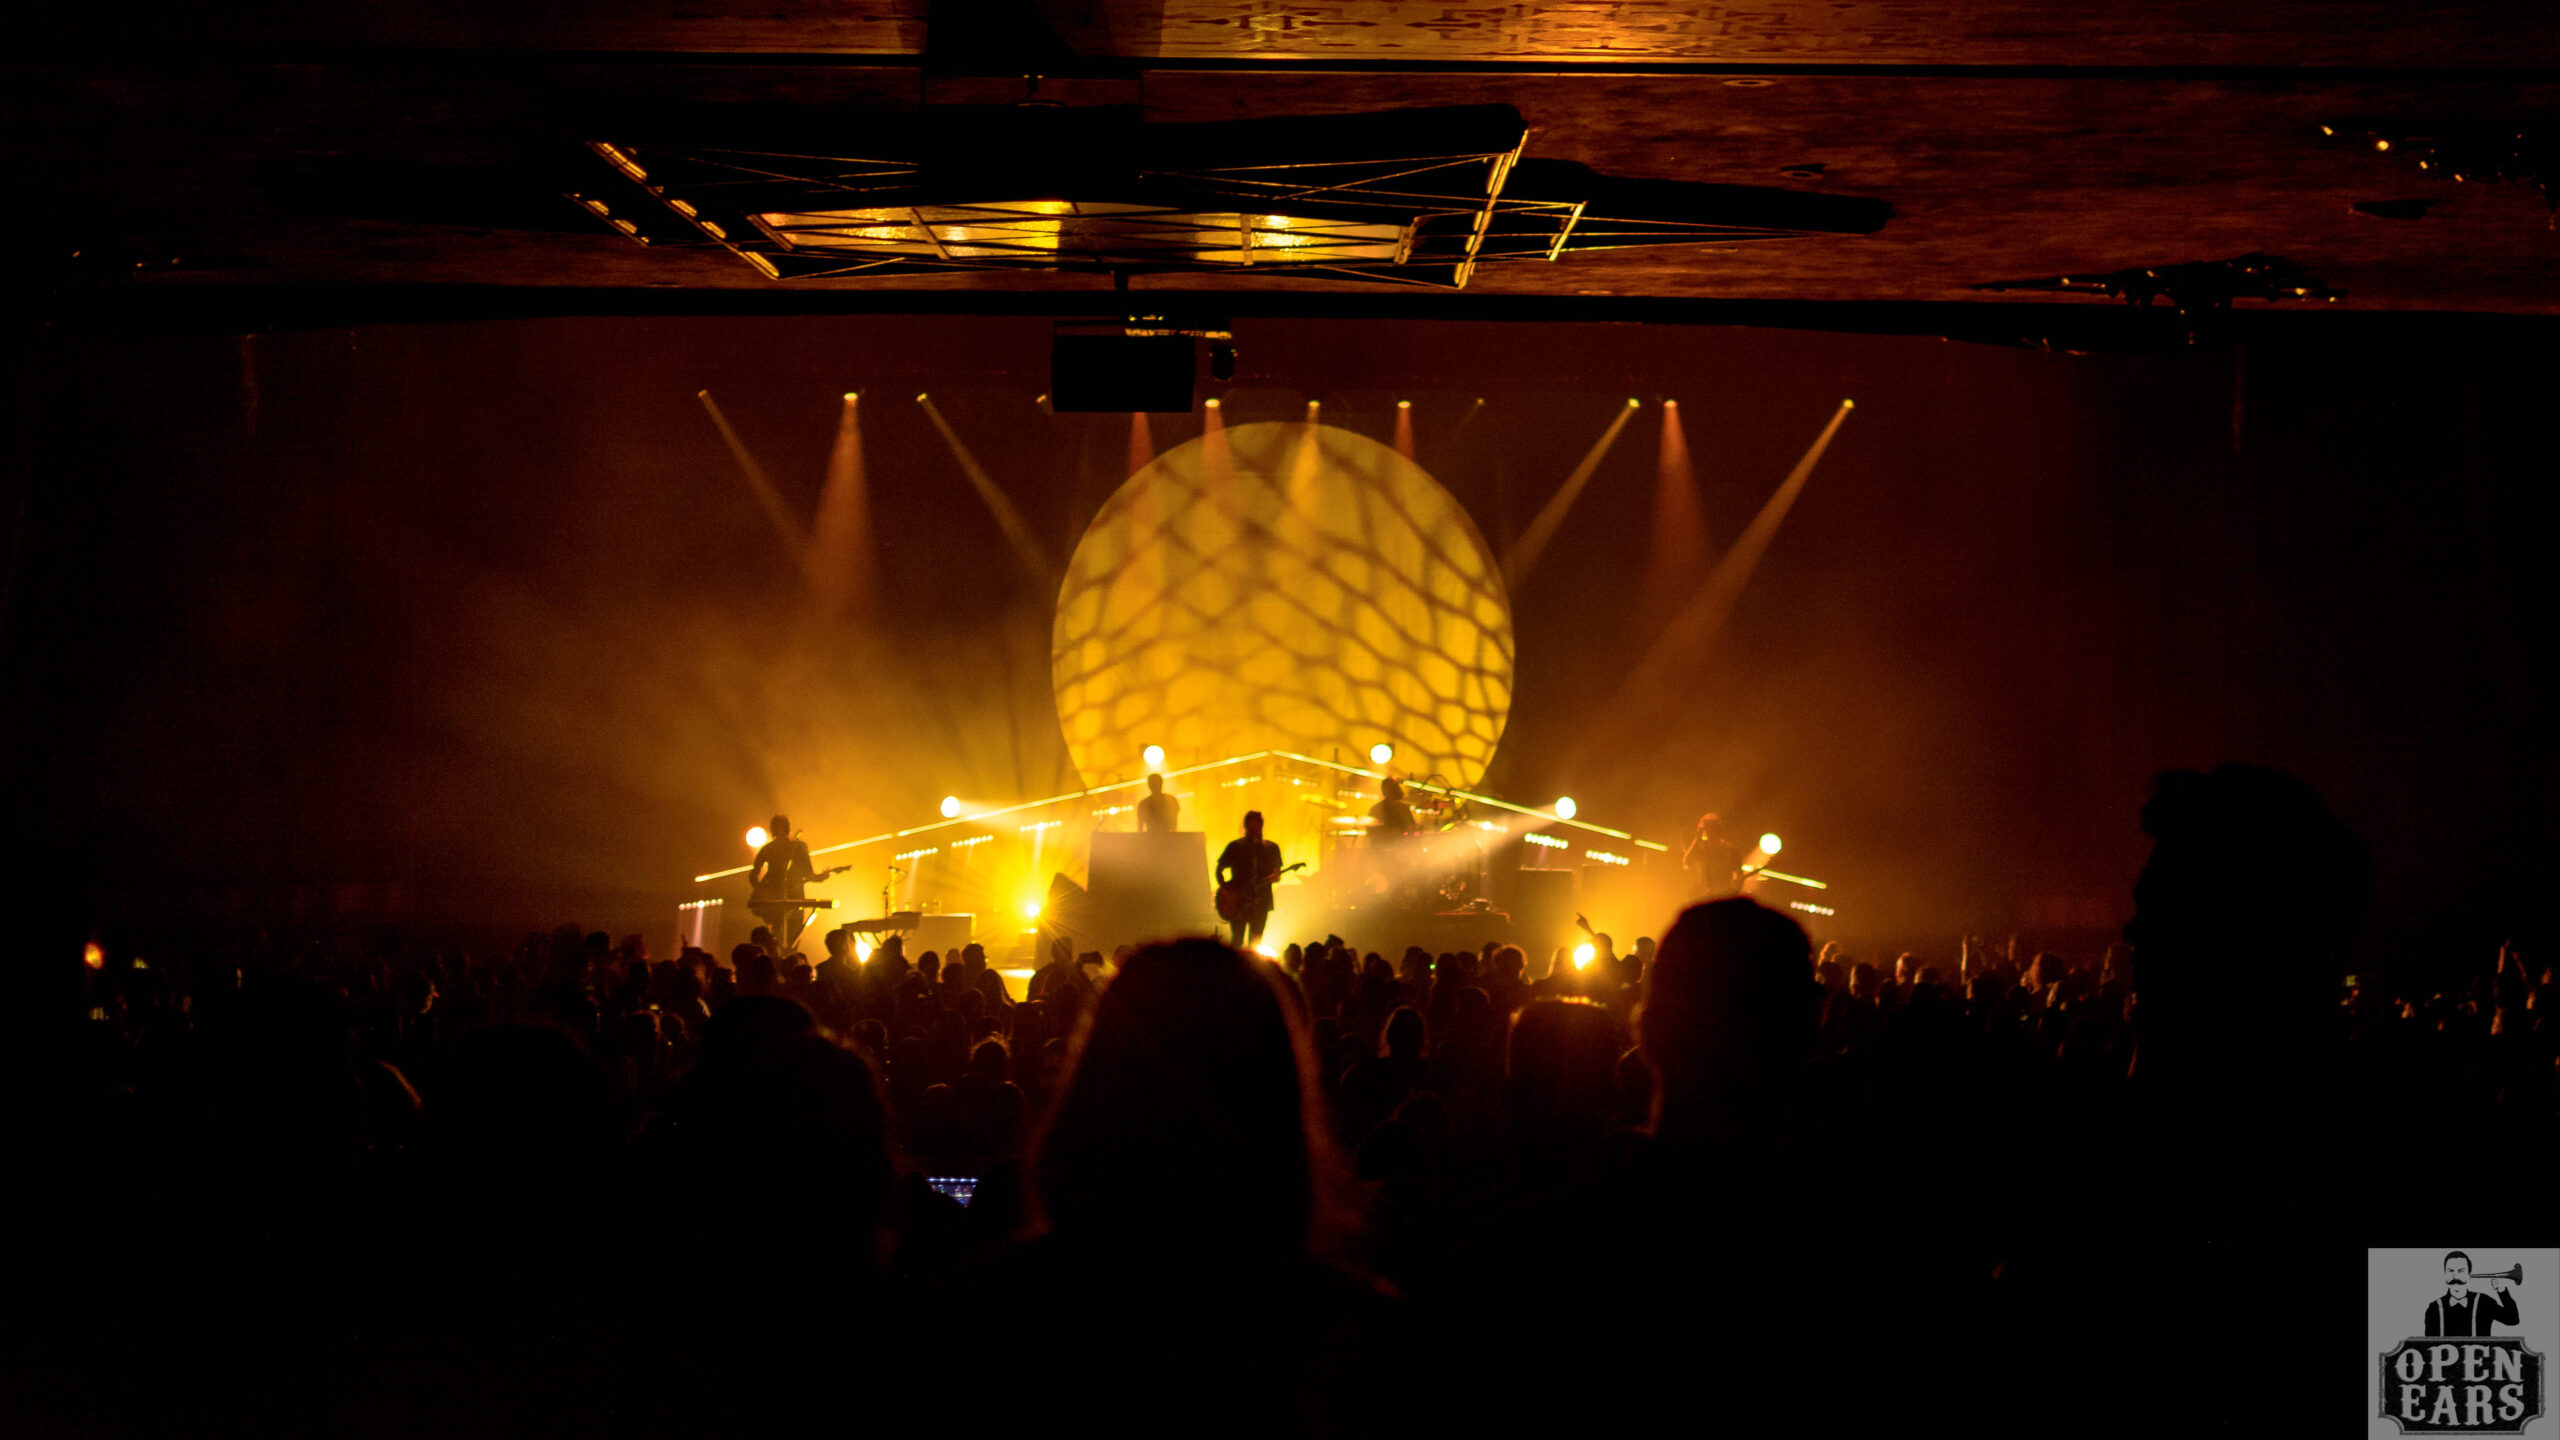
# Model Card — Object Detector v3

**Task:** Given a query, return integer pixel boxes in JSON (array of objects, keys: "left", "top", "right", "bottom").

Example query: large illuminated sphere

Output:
[{"left": 1054, "top": 421, "right": 1513, "bottom": 788}]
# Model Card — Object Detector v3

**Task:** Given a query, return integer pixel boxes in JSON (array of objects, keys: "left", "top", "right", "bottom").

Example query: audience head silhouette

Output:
[
  {"left": 1638, "top": 897, "right": 1817, "bottom": 1134},
  {"left": 1031, "top": 938, "right": 1326, "bottom": 1253},
  {"left": 1508, "top": 998, "right": 1621, "bottom": 1165},
  {"left": 2128, "top": 764, "right": 2370, "bottom": 1089}
]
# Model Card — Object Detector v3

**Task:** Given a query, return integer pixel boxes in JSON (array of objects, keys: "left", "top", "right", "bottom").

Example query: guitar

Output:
[
  {"left": 1215, "top": 861, "right": 1307, "bottom": 922},
  {"left": 751, "top": 864, "right": 851, "bottom": 905}
]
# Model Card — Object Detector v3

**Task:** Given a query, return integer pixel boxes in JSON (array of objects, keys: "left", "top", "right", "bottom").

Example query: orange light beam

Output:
[
  {"left": 1640, "top": 397, "right": 1710, "bottom": 616},
  {"left": 1128, "top": 412, "right": 1155, "bottom": 476},
  {"left": 1393, "top": 401, "right": 1415, "bottom": 461},
  {"left": 1613, "top": 399, "right": 1854, "bottom": 706},
  {"left": 1199, "top": 396, "right": 1233, "bottom": 554},
  {"left": 1448, "top": 396, "right": 1488, "bottom": 449},
  {"left": 805, "top": 392, "right": 876, "bottom": 623},
  {"left": 1501, "top": 398, "right": 1640, "bottom": 590},
  {"left": 696, "top": 389, "right": 811, "bottom": 560},
  {"left": 917, "top": 395, "right": 1050, "bottom": 577}
]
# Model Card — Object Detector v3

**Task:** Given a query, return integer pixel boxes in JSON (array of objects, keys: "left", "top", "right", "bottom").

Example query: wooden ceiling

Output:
[{"left": 15, "top": 0, "right": 2559, "bottom": 322}]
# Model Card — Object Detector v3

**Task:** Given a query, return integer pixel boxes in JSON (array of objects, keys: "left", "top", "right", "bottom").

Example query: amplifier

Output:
[{"left": 910, "top": 913, "right": 975, "bottom": 957}]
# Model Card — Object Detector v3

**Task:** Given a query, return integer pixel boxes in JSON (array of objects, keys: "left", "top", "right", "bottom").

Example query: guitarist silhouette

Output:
[
  {"left": 1214, "top": 810, "right": 1288, "bottom": 951},
  {"left": 749, "top": 815, "right": 848, "bottom": 952}
]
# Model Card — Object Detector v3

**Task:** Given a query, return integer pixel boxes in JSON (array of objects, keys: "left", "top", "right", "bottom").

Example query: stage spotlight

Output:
[
  {"left": 1573, "top": 942, "right": 1596, "bottom": 970},
  {"left": 915, "top": 392, "right": 928, "bottom": 401},
  {"left": 940, "top": 796, "right": 962, "bottom": 819},
  {"left": 1396, "top": 399, "right": 1412, "bottom": 409},
  {"left": 1759, "top": 832, "right": 1783, "bottom": 855},
  {"left": 1554, "top": 796, "right": 1578, "bottom": 820},
  {"left": 84, "top": 942, "right": 105, "bottom": 970},
  {"left": 1369, "top": 742, "right": 1394, "bottom": 765},
  {"left": 842, "top": 392, "right": 858, "bottom": 403},
  {"left": 1305, "top": 399, "right": 1321, "bottom": 419},
  {"left": 745, "top": 826, "right": 770, "bottom": 850},
  {"left": 1205, "top": 397, "right": 1222, "bottom": 409},
  {"left": 1142, "top": 744, "right": 1166, "bottom": 768},
  {"left": 1210, "top": 344, "right": 1237, "bottom": 381},
  {"left": 1021, "top": 897, "right": 1044, "bottom": 920},
  {"left": 1626, "top": 397, "right": 1641, "bottom": 408}
]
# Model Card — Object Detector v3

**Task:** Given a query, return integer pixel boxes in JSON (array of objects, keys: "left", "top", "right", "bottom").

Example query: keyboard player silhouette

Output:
[{"left": 749, "top": 815, "right": 845, "bottom": 952}]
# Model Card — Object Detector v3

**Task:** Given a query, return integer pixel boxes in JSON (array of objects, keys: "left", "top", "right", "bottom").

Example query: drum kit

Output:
[{"left": 1317, "top": 784, "right": 1487, "bottom": 908}]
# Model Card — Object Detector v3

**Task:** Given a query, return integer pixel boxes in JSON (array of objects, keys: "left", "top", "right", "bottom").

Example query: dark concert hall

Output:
[{"left": 7, "top": 2, "right": 2556, "bottom": 1434}]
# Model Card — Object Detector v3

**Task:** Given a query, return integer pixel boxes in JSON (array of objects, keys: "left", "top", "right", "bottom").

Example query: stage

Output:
[{"left": 690, "top": 747, "right": 1832, "bottom": 962}]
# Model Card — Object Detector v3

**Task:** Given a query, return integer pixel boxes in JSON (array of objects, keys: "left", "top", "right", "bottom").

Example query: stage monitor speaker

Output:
[
  {"left": 1577, "top": 865, "right": 1647, "bottom": 942},
  {"left": 1038, "top": 871, "right": 1095, "bottom": 955},
  {"left": 1051, "top": 334, "right": 1195, "bottom": 413},
  {"left": 911, "top": 913, "right": 974, "bottom": 957},
  {"left": 1498, "top": 867, "right": 1579, "bottom": 956},
  {"left": 1411, "top": 908, "right": 1514, "bottom": 956},
  {"left": 1086, "top": 830, "right": 1213, "bottom": 948}
]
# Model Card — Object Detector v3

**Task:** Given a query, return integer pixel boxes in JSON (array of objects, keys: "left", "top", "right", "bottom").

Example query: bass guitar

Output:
[
  {"left": 1215, "top": 861, "right": 1307, "bottom": 923},
  {"left": 751, "top": 864, "right": 852, "bottom": 906}
]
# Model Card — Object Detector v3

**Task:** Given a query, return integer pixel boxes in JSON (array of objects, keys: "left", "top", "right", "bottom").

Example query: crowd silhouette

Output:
[{"left": 11, "top": 766, "right": 2555, "bottom": 1435}]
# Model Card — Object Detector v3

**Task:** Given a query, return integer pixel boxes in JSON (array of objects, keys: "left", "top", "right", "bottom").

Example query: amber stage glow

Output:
[{"left": 1053, "top": 420, "right": 1515, "bottom": 800}]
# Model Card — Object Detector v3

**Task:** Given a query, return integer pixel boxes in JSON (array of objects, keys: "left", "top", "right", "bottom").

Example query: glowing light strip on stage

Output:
[
  {"left": 693, "top": 748, "right": 1666, "bottom": 883},
  {"left": 1745, "top": 867, "right": 1828, "bottom": 890},
  {"left": 689, "top": 753, "right": 1249, "bottom": 882},
  {"left": 1261, "top": 750, "right": 1647, "bottom": 842}
]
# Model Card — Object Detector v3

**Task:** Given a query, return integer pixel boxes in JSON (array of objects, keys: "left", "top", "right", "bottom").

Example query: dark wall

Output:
[{"left": 5, "top": 312, "right": 2545, "bottom": 960}]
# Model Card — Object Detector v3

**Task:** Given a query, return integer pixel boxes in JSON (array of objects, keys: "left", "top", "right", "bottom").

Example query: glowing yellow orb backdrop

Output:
[{"left": 1053, "top": 420, "right": 1514, "bottom": 789}]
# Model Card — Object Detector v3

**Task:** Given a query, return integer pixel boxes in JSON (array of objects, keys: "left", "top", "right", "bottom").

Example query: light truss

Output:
[{"left": 576, "top": 106, "right": 1889, "bottom": 290}]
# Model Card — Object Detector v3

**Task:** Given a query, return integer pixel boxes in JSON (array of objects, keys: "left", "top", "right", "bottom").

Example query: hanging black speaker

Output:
[{"left": 1050, "top": 333, "right": 1196, "bottom": 413}]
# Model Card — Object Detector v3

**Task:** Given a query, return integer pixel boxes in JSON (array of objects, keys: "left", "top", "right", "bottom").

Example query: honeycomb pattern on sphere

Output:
[{"left": 1053, "top": 420, "right": 1514, "bottom": 790}]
